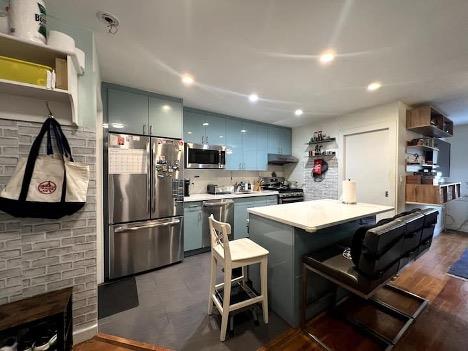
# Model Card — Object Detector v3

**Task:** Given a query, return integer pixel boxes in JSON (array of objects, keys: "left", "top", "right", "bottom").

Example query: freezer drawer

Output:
[{"left": 109, "top": 217, "right": 183, "bottom": 279}]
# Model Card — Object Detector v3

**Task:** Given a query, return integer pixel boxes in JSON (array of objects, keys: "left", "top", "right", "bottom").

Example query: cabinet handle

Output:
[
  {"left": 206, "top": 136, "right": 209, "bottom": 144},
  {"left": 143, "top": 124, "right": 146, "bottom": 135},
  {"left": 150, "top": 125, "right": 153, "bottom": 135}
]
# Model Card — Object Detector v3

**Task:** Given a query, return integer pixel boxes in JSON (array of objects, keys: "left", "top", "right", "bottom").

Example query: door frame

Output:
[{"left": 338, "top": 120, "right": 398, "bottom": 213}]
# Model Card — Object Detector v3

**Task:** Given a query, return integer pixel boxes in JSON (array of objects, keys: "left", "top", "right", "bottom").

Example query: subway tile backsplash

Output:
[{"left": 184, "top": 166, "right": 286, "bottom": 194}]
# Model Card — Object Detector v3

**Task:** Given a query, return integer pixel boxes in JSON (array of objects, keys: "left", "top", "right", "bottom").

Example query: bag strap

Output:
[{"left": 19, "top": 118, "right": 53, "bottom": 201}]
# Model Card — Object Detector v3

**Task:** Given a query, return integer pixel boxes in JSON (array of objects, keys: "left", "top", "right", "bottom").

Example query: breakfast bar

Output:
[{"left": 248, "top": 199, "right": 394, "bottom": 326}]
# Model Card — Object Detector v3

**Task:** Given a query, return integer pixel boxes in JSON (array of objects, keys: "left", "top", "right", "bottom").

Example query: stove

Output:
[{"left": 261, "top": 177, "right": 304, "bottom": 204}]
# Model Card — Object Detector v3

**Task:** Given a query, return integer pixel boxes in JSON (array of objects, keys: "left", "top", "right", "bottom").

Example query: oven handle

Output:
[{"left": 114, "top": 219, "right": 181, "bottom": 233}]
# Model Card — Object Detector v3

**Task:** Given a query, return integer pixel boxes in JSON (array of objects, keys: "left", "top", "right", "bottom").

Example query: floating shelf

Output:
[
  {"left": 0, "top": 32, "right": 84, "bottom": 75},
  {"left": 407, "top": 106, "right": 453, "bottom": 138},
  {"left": 308, "top": 153, "right": 336, "bottom": 158},
  {"left": 0, "top": 79, "right": 70, "bottom": 102},
  {"left": 306, "top": 137, "right": 336, "bottom": 146},
  {"left": 406, "top": 162, "right": 439, "bottom": 168},
  {"left": 407, "top": 125, "right": 452, "bottom": 138},
  {"left": 406, "top": 144, "right": 439, "bottom": 152}
]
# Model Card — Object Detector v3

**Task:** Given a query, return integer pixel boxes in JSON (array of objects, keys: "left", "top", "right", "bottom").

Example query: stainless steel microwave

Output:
[{"left": 185, "top": 143, "right": 226, "bottom": 169}]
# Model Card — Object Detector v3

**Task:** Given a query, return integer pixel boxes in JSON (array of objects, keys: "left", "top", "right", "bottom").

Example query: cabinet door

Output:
[
  {"left": 279, "top": 127, "right": 292, "bottom": 155},
  {"left": 256, "top": 124, "right": 268, "bottom": 170},
  {"left": 234, "top": 200, "right": 250, "bottom": 239},
  {"left": 183, "top": 203, "right": 203, "bottom": 251},
  {"left": 183, "top": 110, "right": 205, "bottom": 144},
  {"left": 204, "top": 115, "right": 226, "bottom": 146},
  {"left": 108, "top": 88, "right": 149, "bottom": 135},
  {"left": 242, "top": 121, "right": 258, "bottom": 170},
  {"left": 266, "top": 195, "right": 278, "bottom": 205},
  {"left": 267, "top": 126, "right": 281, "bottom": 154},
  {"left": 226, "top": 119, "right": 244, "bottom": 170},
  {"left": 149, "top": 96, "right": 183, "bottom": 138}
]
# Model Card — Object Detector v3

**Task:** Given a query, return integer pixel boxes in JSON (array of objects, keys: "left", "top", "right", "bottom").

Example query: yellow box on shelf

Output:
[{"left": 0, "top": 55, "right": 53, "bottom": 88}]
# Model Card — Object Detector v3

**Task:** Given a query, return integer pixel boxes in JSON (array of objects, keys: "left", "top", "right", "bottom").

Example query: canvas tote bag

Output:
[{"left": 0, "top": 117, "right": 89, "bottom": 218}]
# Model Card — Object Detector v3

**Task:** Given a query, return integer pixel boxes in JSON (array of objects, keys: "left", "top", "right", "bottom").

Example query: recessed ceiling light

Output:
[
  {"left": 181, "top": 73, "right": 194, "bottom": 86},
  {"left": 294, "top": 109, "right": 303, "bottom": 116},
  {"left": 162, "top": 105, "right": 171, "bottom": 111},
  {"left": 319, "top": 49, "right": 336, "bottom": 64},
  {"left": 367, "top": 81, "right": 382, "bottom": 92},
  {"left": 248, "top": 93, "right": 259, "bottom": 103}
]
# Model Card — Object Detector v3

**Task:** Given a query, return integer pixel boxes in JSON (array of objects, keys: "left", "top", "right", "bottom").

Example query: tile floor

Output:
[{"left": 98, "top": 253, "right": 289, "bottom": 350}]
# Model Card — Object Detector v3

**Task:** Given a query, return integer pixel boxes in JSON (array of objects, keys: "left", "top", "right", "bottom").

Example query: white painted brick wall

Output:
[
  {"left": 303, "top": 155, "right": 339, "bottom": 201},
  {"left": 0, "top": 118, "right": 97, "bottom": 331}
]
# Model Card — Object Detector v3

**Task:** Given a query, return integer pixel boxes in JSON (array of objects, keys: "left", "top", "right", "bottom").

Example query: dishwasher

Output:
[{"left": 202, "top": 199, "right": 234, "bottom": 247}]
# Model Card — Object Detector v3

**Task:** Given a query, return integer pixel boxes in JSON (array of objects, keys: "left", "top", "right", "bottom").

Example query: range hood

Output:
[{"left": 268, "top": 153, "right": 299, "bottom": 165}]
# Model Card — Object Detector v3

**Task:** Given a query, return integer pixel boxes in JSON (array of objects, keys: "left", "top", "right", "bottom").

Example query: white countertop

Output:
[
  {"left": 248, "top": 199, "right": 394, "bottom": 233},
  {"left": 184, "top": 190, "right": 279, "bottom": 202}
]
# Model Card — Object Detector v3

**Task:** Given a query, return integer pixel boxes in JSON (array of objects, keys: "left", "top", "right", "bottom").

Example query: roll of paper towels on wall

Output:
[
  {"left": 342, "top": 179, "right": 357, "bottom": 204},
  {"left": 47, "top": 30, "right": 75, "bottom": 52},
  {"left": 9, "top": 0, "right": 47, "bottom": 44}
]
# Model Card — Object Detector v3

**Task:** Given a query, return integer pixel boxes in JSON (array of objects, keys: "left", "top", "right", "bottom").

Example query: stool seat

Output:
[{"left": 214, "top": 238, "right": 269, "bottom": 262}]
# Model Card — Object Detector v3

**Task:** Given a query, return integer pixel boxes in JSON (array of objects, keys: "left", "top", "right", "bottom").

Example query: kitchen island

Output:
[{"left": 248, "top": 199, "right": 393, "bottom": 326}]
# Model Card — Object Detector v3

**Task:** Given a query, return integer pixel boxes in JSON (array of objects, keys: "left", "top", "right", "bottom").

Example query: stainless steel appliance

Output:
[
  {"left": 207, "top": 184, "right": 233, "bottom": 195},
  {"left": 185, "top": 143, "right": 226, "bottom": 169},
  {"left": 202, "top": 199, "right": 234, "bottom": 247},
  {"left": 107, "top": 134, "right": 184, "bottom": 279},
  {"left": 261, "top": 177, "right": 304, "bottom": 204},
  {"left": 267, "top": 153, "right": 299, "bottom": 165}
]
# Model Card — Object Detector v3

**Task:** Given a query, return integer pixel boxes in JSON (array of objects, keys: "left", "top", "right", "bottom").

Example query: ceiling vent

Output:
[{"left": 97, "top": 11, "right": 120, "bottom": 34}]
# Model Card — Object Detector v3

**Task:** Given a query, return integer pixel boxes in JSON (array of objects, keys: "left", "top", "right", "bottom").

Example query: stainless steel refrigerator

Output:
[{"left": 106, "top": 133, "right": 184, "bottom": 280}]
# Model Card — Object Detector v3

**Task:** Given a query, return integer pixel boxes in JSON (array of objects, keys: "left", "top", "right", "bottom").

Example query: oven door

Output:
[
  {"left": 185, "top": 143, "right": 225, "bottom": 169},
  {"left": 279, "top": 196, "right": 304, "bottom": 204}
]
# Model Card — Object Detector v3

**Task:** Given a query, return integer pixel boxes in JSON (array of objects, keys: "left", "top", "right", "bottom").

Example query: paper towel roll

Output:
[
  {"left": 9, "top": 0, "right": 47, "bottom": 44},
  {"left": 48, "top": 30, "right": 75, "bottom": 52},
  {"left": 342, "top": 179, "right": 357, "bottom": 204}
]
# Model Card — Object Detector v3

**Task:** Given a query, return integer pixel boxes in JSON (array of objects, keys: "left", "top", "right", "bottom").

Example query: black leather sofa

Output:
[{"left": 301, "top": 208, "right": 439, "bottom": 349}]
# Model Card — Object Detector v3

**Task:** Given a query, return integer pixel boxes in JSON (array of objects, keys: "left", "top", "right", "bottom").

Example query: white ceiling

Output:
[{"left": 48, "top": 0, "right": 468, "bottom": 127}]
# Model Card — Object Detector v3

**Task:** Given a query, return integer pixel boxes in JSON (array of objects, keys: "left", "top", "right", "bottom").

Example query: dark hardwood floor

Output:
[
  {"left": 74, "top": 333, "right": 174, "bottom": 351},
  {"left": 259, "top": 231, "right": 468, "bottom": 351}
]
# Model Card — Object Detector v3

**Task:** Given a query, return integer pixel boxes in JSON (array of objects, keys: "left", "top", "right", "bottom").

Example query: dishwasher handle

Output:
[
  {"left": 114, "top": 219, "right": 181, "bottom": 233},
  {"left": 203, "top": 200, "right": 234, "bottom": 207}
]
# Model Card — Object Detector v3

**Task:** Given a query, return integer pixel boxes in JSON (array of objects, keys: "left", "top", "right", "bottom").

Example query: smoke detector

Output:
[{"left": 97, "top": 11, "right": 120, "bottom": 34}]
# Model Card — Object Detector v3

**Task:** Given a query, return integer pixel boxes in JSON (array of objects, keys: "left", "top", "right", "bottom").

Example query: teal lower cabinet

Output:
[
  {"left": 234, "top": 196, "right": 277, "bottom": 239},
  {"left": 183, "top": 202, "right": 203, "bottom": 252}
]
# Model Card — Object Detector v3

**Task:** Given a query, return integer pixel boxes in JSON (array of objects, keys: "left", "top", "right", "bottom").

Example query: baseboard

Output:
[{"left": 73, "top": 323, "right": 98, "bottom": 345}]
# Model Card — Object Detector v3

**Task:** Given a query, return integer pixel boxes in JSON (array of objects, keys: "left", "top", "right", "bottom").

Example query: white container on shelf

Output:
[{"left": 9, "top": 0, "right": 47, "bottom": 44}]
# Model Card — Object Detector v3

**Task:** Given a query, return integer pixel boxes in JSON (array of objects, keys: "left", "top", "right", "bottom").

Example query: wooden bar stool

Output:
[{"left": 208, "top": 214, "right": 269, "bottom": 341}]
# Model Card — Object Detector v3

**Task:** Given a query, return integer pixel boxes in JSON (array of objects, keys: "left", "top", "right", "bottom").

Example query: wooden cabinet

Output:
[
  {"left": 183, "top": 202, "right": 203, "bottom": 251},
  {"left": 104, "top": 83, "right": 183, "bottom": 137},
  {"left": 406, "top": 182, "right": 461, "bottom": 205},
  {"left": 407, "top": 106, "right": 453, "bottom": 138}
]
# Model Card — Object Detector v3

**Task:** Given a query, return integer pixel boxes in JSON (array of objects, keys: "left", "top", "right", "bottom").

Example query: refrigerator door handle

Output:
[{"left": 114, "top": 219, "right": 181, "bottom": 233}]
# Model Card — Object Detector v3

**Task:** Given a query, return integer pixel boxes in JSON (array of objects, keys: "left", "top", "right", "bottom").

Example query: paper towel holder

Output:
[{"left": 342, "top": 178, "right": 357, "bottom": 205}]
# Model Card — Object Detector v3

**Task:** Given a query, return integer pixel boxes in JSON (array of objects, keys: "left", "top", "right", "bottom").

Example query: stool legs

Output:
[
  {"left": 208, "top": 255, "right": 216, "bottom": 315},
  {"left": 220, "top": 267, "right": 232, "bottom": 341},
  {"left": 260, "top": 257, "right": 269, "bottom": 324}
]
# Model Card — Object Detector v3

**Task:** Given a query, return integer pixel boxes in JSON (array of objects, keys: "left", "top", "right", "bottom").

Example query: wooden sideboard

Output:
[{"left": 406, "top": 182, "right": 461, "bottom": 205}]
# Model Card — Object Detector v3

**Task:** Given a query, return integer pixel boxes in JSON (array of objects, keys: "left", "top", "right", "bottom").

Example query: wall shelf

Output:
[
  {"left": 306, "top": 137, "right": 336, "bottom": 146},
  {"left": 0, "top": 32, "right": 83, "bottom": 75},
  {"left": 407, "top": 106, "right": 453, "bottom": 138},
  {"left": 406, "top": 144, "right": 439, "bottom": 152}
]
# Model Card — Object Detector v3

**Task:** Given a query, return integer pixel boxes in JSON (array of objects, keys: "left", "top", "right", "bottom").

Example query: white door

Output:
[{"left": 344, "top": 128, "right": 394, "bottom": 216}]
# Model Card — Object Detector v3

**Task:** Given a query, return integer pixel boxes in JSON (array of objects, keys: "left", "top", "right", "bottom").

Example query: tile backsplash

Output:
[{"left": 184, "top": 166, "right": 289, "bottom": 194}]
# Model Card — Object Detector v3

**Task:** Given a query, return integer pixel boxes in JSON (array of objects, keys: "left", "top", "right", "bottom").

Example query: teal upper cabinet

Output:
[
  {"left": 279, "top": 127, "right": 292, "bottom": 155},
  {"left": 182, "top": 107, "right": 292, "bottom": 170},
  {"left": 268, "top": 126, "right": 292, "bottom": 155},
  {"left": 205, "top": 115, "right": 226, "bottom": 145},
  {"left": 104, "top": 82, "right": 183, "bottom": 138},
  {"left": 183, "top": 109, "right": 226, "bottom": 145},
  {"left": 149, "top": 96, "right": 183, "bottom": 138},
  {"left": 256, "top": 124, "right": 268, "bottom": 170},
  {"left": 226, "top": 119, "right": 243, "bottom": 170},
  {"left": 183, "top": 110, "right": 205, "bottom": 144},
  {"left": 108, "top": 87, "right": 148, "bottom": 135},
  {"left": 267, "top": 126, "right": 281, "bottom": 154}
]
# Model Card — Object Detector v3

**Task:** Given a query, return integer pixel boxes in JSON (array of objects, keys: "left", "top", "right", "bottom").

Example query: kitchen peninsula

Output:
[{"left": 248, "top": 199, "right": 393, "bottom": 326}]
